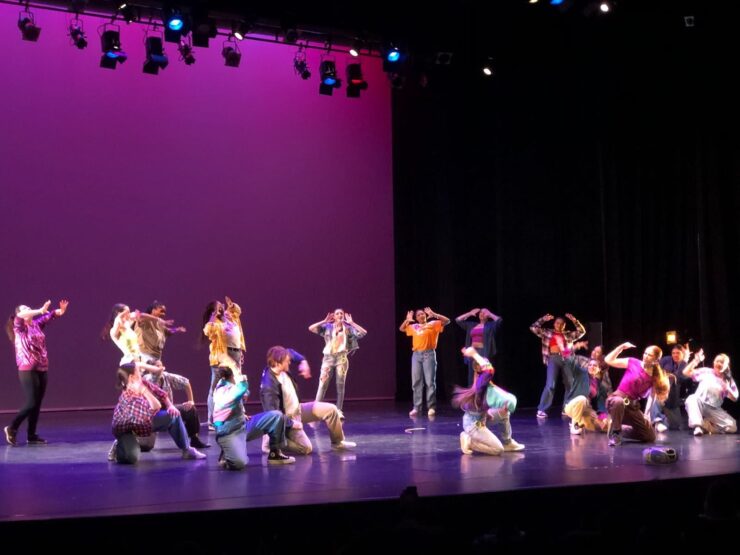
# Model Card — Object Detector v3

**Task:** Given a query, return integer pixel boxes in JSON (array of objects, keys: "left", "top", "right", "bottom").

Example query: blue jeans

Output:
[
  {"left": 537, "top": 354, "right": 574, "bottom": 412},
  {"left": 216, "top": 410, "right": 286, "bottom": 470},
  {"left": 411, "top": 350, "right": 437, "bottom": 411},
  {"left": 315, "top": 352, "right": 349, "bottom": 410}
]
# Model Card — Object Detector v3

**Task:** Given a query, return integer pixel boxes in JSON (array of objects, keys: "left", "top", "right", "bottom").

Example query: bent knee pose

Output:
[
  {"left": 683, "top": 350, "right": 737, "bottom": 436},
  {"left": 260, "top": 345, "right": 355, "bottom": 455},
  {"left": 603, "top": 342, "right": 670, "bottom": 447},
  {"left": 563, "top": 345, "right": 611, "bottom": 434},
  {"left": 4, "top": 299, "right": 69, "bottom": 446},
  {"left": 212, "top": 363, "right": 294, "bottom": 470},
  {"left": 530, "top": 312, "right": 586, "bottom": 418},
  {"left": 452, "top": 347, "right": 524, "bottom": 455},
  {"left": 109, "top": 361, "right": 206, "bottom": 464},
  {"left": 309, "top": 309, "right": 367, "bottom": 412}
]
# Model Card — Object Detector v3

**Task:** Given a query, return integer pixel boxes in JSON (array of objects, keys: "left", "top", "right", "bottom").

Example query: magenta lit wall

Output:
[{"left": 0, "top": 6, "right": 395, "bottom": 411}]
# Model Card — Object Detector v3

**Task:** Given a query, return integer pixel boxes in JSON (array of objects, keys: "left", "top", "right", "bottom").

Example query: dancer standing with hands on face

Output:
[{"left": 4, "top": 299, "right": 69, "bottom": 446}]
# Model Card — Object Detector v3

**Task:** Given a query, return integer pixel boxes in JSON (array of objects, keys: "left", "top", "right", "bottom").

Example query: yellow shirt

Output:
[{"left": 203, "top": 304, "right": 246, "bottom": 368}]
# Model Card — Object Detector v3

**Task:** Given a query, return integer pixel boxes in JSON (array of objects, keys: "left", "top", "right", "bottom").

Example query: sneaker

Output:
[
  {"left": 207, "top": 424, "right": 216, "bottom": 432},
  {"left": 459, "top": 432, "right": 473, "bottom": 455},
  {"left": 428, "top": 408, "right": 436, "bottom": 417},
  {"left": 536, "top": 411, "right": 547, "bottom": 419},
  {"left": 693, "top": 427, "right": 704, "bottom": 436},
  {"left": 261, "top": 434, "right": 270, "bottom": 454},
  {"left": 655, "top": 422, "right": 668, "bottom": 433},
  {"left": 4, "top": 426, "right": 18, "bottom": 446},
  {"left": 608, "top": 432, "right": 622, "bottom": 447},
  {"left": 331, "top": 440, "right": 357, "bottom": 450},
  {"left": 107, "top": 440, "right": 118, "bottom": 462},
  {"left": 569, "top": 421, "right": 583, "bottom": 435},
  {"left": 409, "top": 408, "right": 419, "bottom": 417},
  {"left": 337, "top": 410, "right": 346, "bottom": 421},
  {"left": 643, "top": 447, "right": 678, "bottom": 465},
  {"left": 182, "top": 447, "right": 207, "bottom": 460},
  {"left": 189, "top": 435, "right": 211, "bottom": 449},
  {"left": 503, "top": 438, "right": 525, "bottom": 451},
  {"left": 267, "top": 450, "right": 296, "bottom": 465},
  {"left": 27, "top": 436, "right": 48, "bottom": 445}
]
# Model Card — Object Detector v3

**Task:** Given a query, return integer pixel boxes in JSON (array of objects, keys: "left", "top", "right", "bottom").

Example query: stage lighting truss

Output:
[
  {"left": 143, "top": 30, "right": 169, "bottom": 75},
  {"left": 319, "top": 56, "right": 341, "bottom": 96},
  {"left": 346, "top": 63, "right": 368, "bottom": 98},
  {"left": 178, "top": 35, "right": 196, "bottom": 65},
  {"left": 18, "top": 8, "right": 42, "bottom": 42},
  {"left": 68, "top": 16, "right": 88, "bottom": 50},
  {"left": 293, "top": 45, "right": 311, "bottom": 80},
  {"left": 222, "top": 35, "right": 241, "bottom": 67},
  {"left": 99, "top": 23, "right": 127, "bottom": 69},
  {"left": 116, "top": 3, "right": 137, "bottom": 24}
]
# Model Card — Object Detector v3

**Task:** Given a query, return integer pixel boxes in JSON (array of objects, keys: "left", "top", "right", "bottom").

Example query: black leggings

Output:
[{"left": 10, "top": 370, "right": 48, "bottom": 437}]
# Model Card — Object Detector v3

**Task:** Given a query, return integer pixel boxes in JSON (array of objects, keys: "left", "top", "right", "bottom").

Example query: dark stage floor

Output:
[
  {"left": 0, "top": 402, "right": 740, "bottom": 552},
  {"left": 1, "top": 401, "right": 738, "bottom": 525}
]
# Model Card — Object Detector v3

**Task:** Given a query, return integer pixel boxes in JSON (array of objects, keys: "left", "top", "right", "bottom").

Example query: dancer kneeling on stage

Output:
[
  {"left": 603, "top": 342, "right": 670, "bottom": 447},
  {"left": 109, "top": 361, "right": 206, "bottom": 464},
  {"left": 563, "top": 346, "right": 611, "bottom": 435},
  {"left": 212, "top": 363, "right": 295, "bottom": 469},
  {"left": 260, "top": 346, "right": 356, "bottom": 455},
  {"left": 452, "top": 347, "right": 524, "bottom": 455},
  {"left": 682, "top": 350, "right": 737, "bottom": 436}
]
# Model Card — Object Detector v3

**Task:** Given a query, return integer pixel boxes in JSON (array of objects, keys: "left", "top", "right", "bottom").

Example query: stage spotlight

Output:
[
  {"left": 388, "top": 72, "right": 405, "bottom": 89},
  {"left": 599, "top": 2, "right": 611, "bottom": 13},
  {"left": 319, "top": 59, "right": 341, "bottom": 95},
  {"left": 68, "top": 19, "right": 87, "bottom": 50},
  {"left": 164, "top": 7, "right": 184, "bottom": 31},
  {"left": 293, "top": 48, "right": 311, "bottom": 80},
  {"left": 100, "top": 25, "right": 127, "bottom": 69},
  {"left": 233, "top": 21, "right": 251, "bottom": 41},
  {"left": 143, "top": 34, "right": 168, "bottom": 75},
  {"left": 482, "top": 57, "right": 494, "bottom": 77},
  {"left": 162, "top": 4, "right": 190, "bottom": 42},
  {"left": 346, "top": 63, "right": 368, "bottom": 98},
  {"left": 18, "top": 9, "right": 41, "bottom": 42},
  {"left": 665, "top": 331, "right": 678, "bottom": 345},
  {"left": 222, "top": 37, "right": 241, "bottom": 67},
  {"left": 381, "top": 44, "right": 406, "bottom": 73},
  {"left": 550, "top": 0, "right": 564, "bottom": 5},
  {"left": 178, "top": 37, "right": 195, "bottom": 65},
  {"left": 117, "top": 3, "right": 137, "bottom": 24}
]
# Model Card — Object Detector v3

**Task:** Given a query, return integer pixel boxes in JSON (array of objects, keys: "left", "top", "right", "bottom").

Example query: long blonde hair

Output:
[{"left": 646, "top": 345, "right": 670, "bottom": 402}]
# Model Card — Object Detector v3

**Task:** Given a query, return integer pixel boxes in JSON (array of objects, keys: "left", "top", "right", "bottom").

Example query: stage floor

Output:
[{"left": 1, "top": 401, "right": 738, "bottom": 522}]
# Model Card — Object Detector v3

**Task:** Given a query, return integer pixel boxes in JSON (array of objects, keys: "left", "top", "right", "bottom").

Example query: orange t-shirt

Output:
[{"left": 406, "top": 320, "right": 444, "bottom": 351}]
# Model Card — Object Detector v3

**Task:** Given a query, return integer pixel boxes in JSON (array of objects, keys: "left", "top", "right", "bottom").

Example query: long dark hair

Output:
[
  {"left": 116, "top": 363, "right": 136, "bottom": 390},
  {"left": 5, "top": 305, "right": 24, "bottom": 343},
  {"left": 451, "top": 383, "right": 481, "bottom": 411},
  {"left": 201, "top": 300, "right": 221, "bottom": 345},
  {"left": 102, "top": 304, "right": 128, "bottom": 341}
]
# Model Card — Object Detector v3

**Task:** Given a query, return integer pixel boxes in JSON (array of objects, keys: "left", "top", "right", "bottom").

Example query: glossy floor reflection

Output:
[{"left": 1, "top": 401, "right": 738, "bottom": 522}]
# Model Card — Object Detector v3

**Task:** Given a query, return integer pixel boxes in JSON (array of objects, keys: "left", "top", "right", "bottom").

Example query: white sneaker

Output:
[
  {"left": 428, "top": 408, "right": 436, "bottom": 417},
  {"left": 503, "top": 438, "right": 525, "bottom": 451},
  {"left": 107, "top": 440, "right": 117, "bottom": 462},
  {"left": 183, "top": 447, "right": 207, "bottom": 459},
  {"left": 569, "top": 422, "right": 583, "bottom": 435},
  {"left": 693, "top": 427, "right": 704, "bottom": 436},
  {"left": 331, "top": 440, "right": 357, "bottom": 450},
  {"left": 655, "top": 422, "right": 668, "bottom": 433},
  {"left": 459, "top": 432, "right": 473, "bottom": 455},
  {"left": 261, "top": 434, "right": 270, "bottom": 454},
  {"left": 536, "top": 411, "right": 547, "bottom": 419},
  {"left": 409, "top": 408, "right": 419, "bottom": 417}
]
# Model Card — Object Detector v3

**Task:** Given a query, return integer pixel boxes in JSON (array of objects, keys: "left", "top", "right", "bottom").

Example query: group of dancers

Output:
[{"left": 3, "top": 300, "right": 738, "bottom": 466}]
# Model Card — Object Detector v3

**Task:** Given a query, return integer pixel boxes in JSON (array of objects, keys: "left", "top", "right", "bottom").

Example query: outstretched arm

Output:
[
  {"left": 16, "top": 300, "right": 52, "bottom": 320},
  {"left": 455, "top": 308, "right": 480, "bottom": 322},
  {"left": 604, "top": 342, "right": 636, "bottom": 369},
  {"left": 530, "top": 313, "right": 553, "bottom": 337}
]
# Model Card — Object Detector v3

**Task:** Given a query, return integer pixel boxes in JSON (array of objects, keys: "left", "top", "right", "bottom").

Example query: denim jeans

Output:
[
  {"left": 315, "top": 353, "right": 349, "bottom": 410},
  {"left": 411, "top": 349, "right": 437, "bottom": 411},
  {"left": 216, "top": 410, "right": 286, "bottom": 470},
  {"left": 537, "top": 354, "right": 574, "bottom": 412}
]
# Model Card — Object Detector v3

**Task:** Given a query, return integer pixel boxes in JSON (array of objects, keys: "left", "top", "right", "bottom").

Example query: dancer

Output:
[
  {"left": 530, "top": 313, "right": 586, "bottom": 418},
  {"left": 4, "top": 299, "right": 69, "bottom": 446},
  {"left": 400, "top": 307, "right": 451, "bottom": 417},
  {"left": 202, "top": 296, "right": 245, "bottom": 428},
  {"left": 452, "top": 347, "right": 524, "bottom": 455},
  {"left": 212, "top": 364, "right": 294, "bottom": 469},
  {"left": 260, "top": 345, "right": 356, "bottom": 455},
  {"left": 309, "top": 309, "right": 367, "bottom": 412},
  {"left": 103, "top": 304, "right": 143, "bottom": 365},
  {"left": 563, "top": 346, "right": 611, "bottom": 435},
  {"left": 455, "top": 308, "right": 502, "bottom": 385},
  {"left": 603, "top": 342, "right": 670, "bottom": 446},
  {"left": 135, "top": 300, "right": 186, "bottom": 363},
  {"left": 683, "top": 350, "right": 737, "bottom": 435},
  {"left": 648, "top": 343, "right": 691, "bottom": 432},
  {"left": 109, "top": 361, "right": 206, "bottom": 464}
]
